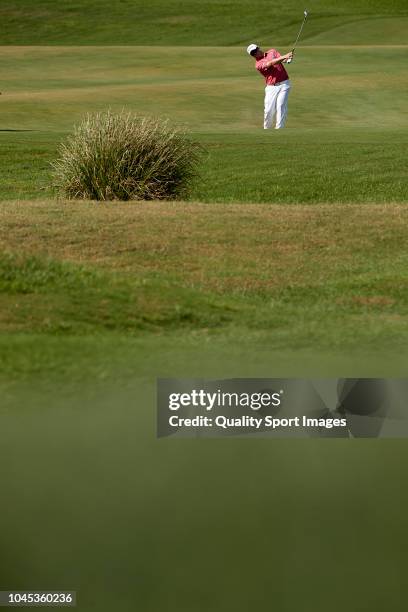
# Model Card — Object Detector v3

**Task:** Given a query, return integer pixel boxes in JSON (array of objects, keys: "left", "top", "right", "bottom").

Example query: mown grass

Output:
[
  {"left": 0, "top": 252, "right": 238, "bottom": 334},
  {"left": 1, "top": 46, "right": 407, "bottom": 131},
  {"left": 194, "top": 130, "right": 408, "bottom": 204},
  {"left": 1, "top": 200, "right": 408, "bottom": 380},
  {"left": 0, "top": 0, "right": 407, "bottom": 45},
  {"left": 0, "top": 45, "right": 407, "bottom": 203},
  {"left": 2, "top": 128, "right": 407, "bottom": 204},
  {"left": 2, "top": 201, "right": 408, "bottom": 294}
]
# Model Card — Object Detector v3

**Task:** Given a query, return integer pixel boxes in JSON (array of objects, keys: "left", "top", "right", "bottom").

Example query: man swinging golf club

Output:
[
  {"left": 247, "top": 44, "right": 293, "bottom": 129},
  {"left": 247, "top": 10, "right": 308, "bottom": 129}
]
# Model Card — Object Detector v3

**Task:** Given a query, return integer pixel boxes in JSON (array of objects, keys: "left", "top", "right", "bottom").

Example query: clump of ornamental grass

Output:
[{"left": 52, "top": 111, "right": 202, "bottom": 201}]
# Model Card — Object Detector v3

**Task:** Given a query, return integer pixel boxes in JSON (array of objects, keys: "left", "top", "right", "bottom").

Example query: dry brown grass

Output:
[{"left": 0, "top": 200, "right": 407, "bottom": 294}]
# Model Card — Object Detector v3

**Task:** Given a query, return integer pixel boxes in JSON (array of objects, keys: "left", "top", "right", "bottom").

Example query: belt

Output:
[{"left": 267, "top": 79, "right": 289, "bottom": 87}]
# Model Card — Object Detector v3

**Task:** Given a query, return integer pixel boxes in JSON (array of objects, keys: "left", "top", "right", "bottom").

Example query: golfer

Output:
[{"left": 247, "top": 44, "right": 293, "bottom": 129}]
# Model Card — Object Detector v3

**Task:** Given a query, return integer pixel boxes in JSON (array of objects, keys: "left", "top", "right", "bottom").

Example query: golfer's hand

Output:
[{"left": 285, "top": 51, "right": 294, "bottom": 61}]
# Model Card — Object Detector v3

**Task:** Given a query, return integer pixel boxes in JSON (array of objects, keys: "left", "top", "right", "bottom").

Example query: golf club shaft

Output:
[
  {"left": 286, "top": 11, "right": 308, "bottom": 63},
  {"left": 292, "top": 15, "right": 307, "bottom": 50}
]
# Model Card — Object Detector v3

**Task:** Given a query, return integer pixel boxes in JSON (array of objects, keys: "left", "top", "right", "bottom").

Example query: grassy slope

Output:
[
  {"left": 1, "top": 200, "right": 408, "bottom": 382},
  {"left": 0, "top": 0, "right": 407, "bottom": 45}
]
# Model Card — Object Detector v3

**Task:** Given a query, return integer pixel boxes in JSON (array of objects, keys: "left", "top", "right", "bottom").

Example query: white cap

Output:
[{"left": 246, "top": 44, "right": 259, "bottom": 56}]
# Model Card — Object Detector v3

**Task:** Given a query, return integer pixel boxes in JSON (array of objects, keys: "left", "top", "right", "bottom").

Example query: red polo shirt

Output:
[{"left": 255, "top": 49, "right": 289, "bottom": 86}]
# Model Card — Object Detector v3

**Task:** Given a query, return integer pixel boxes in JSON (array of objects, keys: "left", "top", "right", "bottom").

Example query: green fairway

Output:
[
  {"left": 1, "top": 45, "right": 407, "bottom": 203},
  {"left": 1, "top": 46, "right": 407, "bottom": 131},
  {"left": 0, "top": 0, "right": 407, "bottom": 45},
  {"left": 2, "top": 128, "right": 407, "bottom": 204}
]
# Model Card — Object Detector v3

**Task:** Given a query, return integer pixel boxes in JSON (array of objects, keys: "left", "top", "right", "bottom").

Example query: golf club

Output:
[{"left": 286, "top": 9, "right": 308, "bottom": 63}]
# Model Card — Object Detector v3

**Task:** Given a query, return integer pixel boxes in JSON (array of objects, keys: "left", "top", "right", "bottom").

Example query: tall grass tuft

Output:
[{"left": 52, "top": 111, "right": 202, "bottom": 201}]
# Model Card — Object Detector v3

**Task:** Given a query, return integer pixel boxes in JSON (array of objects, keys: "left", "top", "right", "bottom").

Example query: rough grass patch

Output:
[
  {"left": 51, "top": 111, "right": 202, "bottom": 201},
  {"left": 0, "top": 253, "right": 100, "bottom": 293}
]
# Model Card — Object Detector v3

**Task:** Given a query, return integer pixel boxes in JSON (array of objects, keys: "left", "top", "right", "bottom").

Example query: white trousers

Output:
[{"left": 264, "top": 80, "right": 291, "bottom": 129}]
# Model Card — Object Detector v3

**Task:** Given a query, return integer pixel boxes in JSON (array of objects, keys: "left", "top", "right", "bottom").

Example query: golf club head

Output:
[{"left": 304, "top": 10, "right": 308, "bottom": 18}]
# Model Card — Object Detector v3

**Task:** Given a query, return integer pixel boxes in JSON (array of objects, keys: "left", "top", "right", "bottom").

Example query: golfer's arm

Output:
[{"left": 265, "top": 54, "right": 290, "bottom": 68}]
